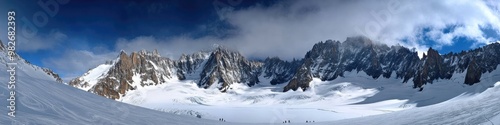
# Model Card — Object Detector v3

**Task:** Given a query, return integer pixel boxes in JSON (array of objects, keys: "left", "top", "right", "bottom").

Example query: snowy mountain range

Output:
[
  {"left": 0, "top": 40, "right": 242, "bottom": 125},
  {"left": 69, "top": 36, "right": 500, "bottom": 100},
  {"left": 1, "top": 38, "right": 500, "bottom": 124}
]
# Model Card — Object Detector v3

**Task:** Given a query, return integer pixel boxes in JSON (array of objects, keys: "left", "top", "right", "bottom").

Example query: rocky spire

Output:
[{"left": 198, "top": 46, "right": 262, "bottom": 92}]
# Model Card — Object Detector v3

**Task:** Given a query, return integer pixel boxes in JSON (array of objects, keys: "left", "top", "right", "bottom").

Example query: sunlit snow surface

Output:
[
  {"left": 0, "top": 55, "right": 236, "bottom": 125},
  {"left": 78, "top": 64, "right": 114, "bottom": 91},
  {"left": 2, "top": 48, "right": 500, "bottom": 124},
  {"left": 118, "top": 69, "right": 500, "bottom": 124}
]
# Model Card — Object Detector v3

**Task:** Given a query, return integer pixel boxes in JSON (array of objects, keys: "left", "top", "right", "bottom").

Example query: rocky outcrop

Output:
[
  {"left": 284, "top": 37, "right": 395, "bottom": 92},
  {"left": 283, "top": 58, "right": 313, "bottom": 91},
  {"left": 70, "top": 36, "right": 500, "bottom": 99},
  {"left": 262, "top": 57, "right": 302, "bottom": 85},
  {"left": 69, "top": 47, "right": 267, "bottom": 99},
  {"left": 198, "top": 47, "right": 263, "bottom": 92},
  {"left": 412, "top": 48, "right": 454, "bottom": 88},
  {"left": 42, "top": 68, "right": 63, "bottom": 83},
  {"left": 69, "top": 50, "right": 181, "bottom": 99},
  {"left": 177, "top": 52, "right": 209, "bottom": 80},
  {"left": 283, "top": 36, "right": 500, "bottom": 92},
  {"left": 464, "top": 58, "right": 481, "bottom": 85}
]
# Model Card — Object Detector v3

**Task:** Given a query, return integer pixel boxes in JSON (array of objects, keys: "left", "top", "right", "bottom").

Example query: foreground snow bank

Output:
[{"left": 327, "top": 81, "right": 500, "bottom": 125}]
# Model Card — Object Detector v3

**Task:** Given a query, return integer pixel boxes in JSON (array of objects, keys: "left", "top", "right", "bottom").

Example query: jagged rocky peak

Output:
[
  {"left": 179, "top": 51, "right": 210, "bottom": 62},
  {"left": 284, "top": 37, "right": 500, "bottom": 92},
  {"left": 284, "top": 40, "right": 343, "bottom": 92},
  {"left": 69, "top": 36, "right": 500, "bottom": 99},
  {"left": 284, "top": 36, "right": 416, "bottom": 92},
  {"left": 68, "top": 49, "right": 177, "bottom": 99},
  {"left": 71, "top": 46, "right": 272, "bottom": 99},
  {"left": 306, "top": 39, "right": 341, "bottom": 59},
  {"left": 113, "top": 49, "right": 176, "bottom": 85},
  {"left": 412, "top": 47, "right": 451, "bottom": 88},
  {"left": 262, "top": 57, "right": 302, "bottom": 85},
  {"left": 198, "top": 46, "right": 263, "bottom": 92},
  {"left": 461, "top": 42, "right": 500, "bottom": 85},
  {"left": 176, "top": 51, "right": 211, "bottom": 80}
]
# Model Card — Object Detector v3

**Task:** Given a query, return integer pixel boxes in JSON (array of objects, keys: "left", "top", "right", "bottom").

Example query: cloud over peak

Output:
[
  {"left": 120, "top": 0, "right": 500, "bottom": 60},
  {"left": 41, "top": 0, "right": 500, "bottom": 81}
]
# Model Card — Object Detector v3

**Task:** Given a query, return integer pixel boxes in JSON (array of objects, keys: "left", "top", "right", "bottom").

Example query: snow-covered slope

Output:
[
  {"left": 64, "top": 37, "right": 500, "bottom": 124},
  {"left": 117, "top": 68, "right": 500, "bottom": 123},
  {"left": 0, "top": 43, "right": 63, "bottom": 83},
  {"left": 327, "top": 81, "right": 500, "bottom": 125},
  {"left": 0, "top": 44, "right": 247, "bottom": 125},
  {"left": 69, "top": 63, "right": 114, "bottom": 91},
  {"left": 2, "top": 58, "right": 499, "bottom": 125},
  {"left": 2, "top": 55, "right": 500, "bottom": 125}
]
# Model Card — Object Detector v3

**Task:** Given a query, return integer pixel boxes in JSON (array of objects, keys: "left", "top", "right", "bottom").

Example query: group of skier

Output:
[
  {"left": 282, "top": 120, "right": 315, "bottom": 123},
  {"left": 218, "top": 118, "right": 226, "bottom": 122},
  {"left": 306, "top": 120, "right": 315, "bottom": 123},
  {"left": 217, "top": 118, "right": 315, "bottom": 123}
]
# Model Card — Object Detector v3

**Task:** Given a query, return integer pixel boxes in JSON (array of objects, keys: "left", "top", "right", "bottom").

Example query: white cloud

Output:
[
  {"left": 113, "top": 0, "right": 500, "bottom": 60},
  {"left": 44, "top": 0, "right": 500, "bottom": 80},
  {"left": 17, "top": 30, "right": 67, "bottom": 52},
  {"left": 42, "top": 49, "right": 117, "bottom": 81}
]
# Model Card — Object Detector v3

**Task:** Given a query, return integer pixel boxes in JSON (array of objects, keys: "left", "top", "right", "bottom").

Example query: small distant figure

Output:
[
  {"left": 288, "top": 120, "right": 290, "bottom": 123},
  {"left": 306, "top": 120, "right": 308, "bottom": 123},
  {"left": 219, "top": 118, "right": 226, "bottom": 122}
]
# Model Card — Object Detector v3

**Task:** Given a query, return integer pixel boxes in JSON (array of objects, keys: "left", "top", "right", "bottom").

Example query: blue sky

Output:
[{"left": 1, "top": 0, "right": 500, "bottom": 82}]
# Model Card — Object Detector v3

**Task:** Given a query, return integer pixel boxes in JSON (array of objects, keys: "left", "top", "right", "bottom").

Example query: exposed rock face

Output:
[
  {"left": 42, "top": 68, "right": 63, "bottom": 83},
  {"left": 177, "top": 52, "right": 209, "bottom": 80},
  {"left": 262, "top": 57, "right": 302, "bottom": 85},
  {"left": 198, "top": 47, "right": 263, "bottom": 91},
  {"left": 69, "top": 36, "right": 500, "bottom": 99},
  {"left": 69, "top": 47, "right": 269, "bottom": 99},
  {"left": 458, "top": 43, "right": 500, "bottom": 85},
  {"left": 283, "top": 36, "right": 500, "bottom": 92},
  {"left": 283, "top": 58, "right": 313, "bottom": 91},
  {"left": 464, "top": 58, "right": 481, "bottom": 85},
  {"left": 284, "top": 37, "right": 397, "bottom": 91},
  {"left": 69, "top": 50, "right": 182, "bottom": 99}
]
